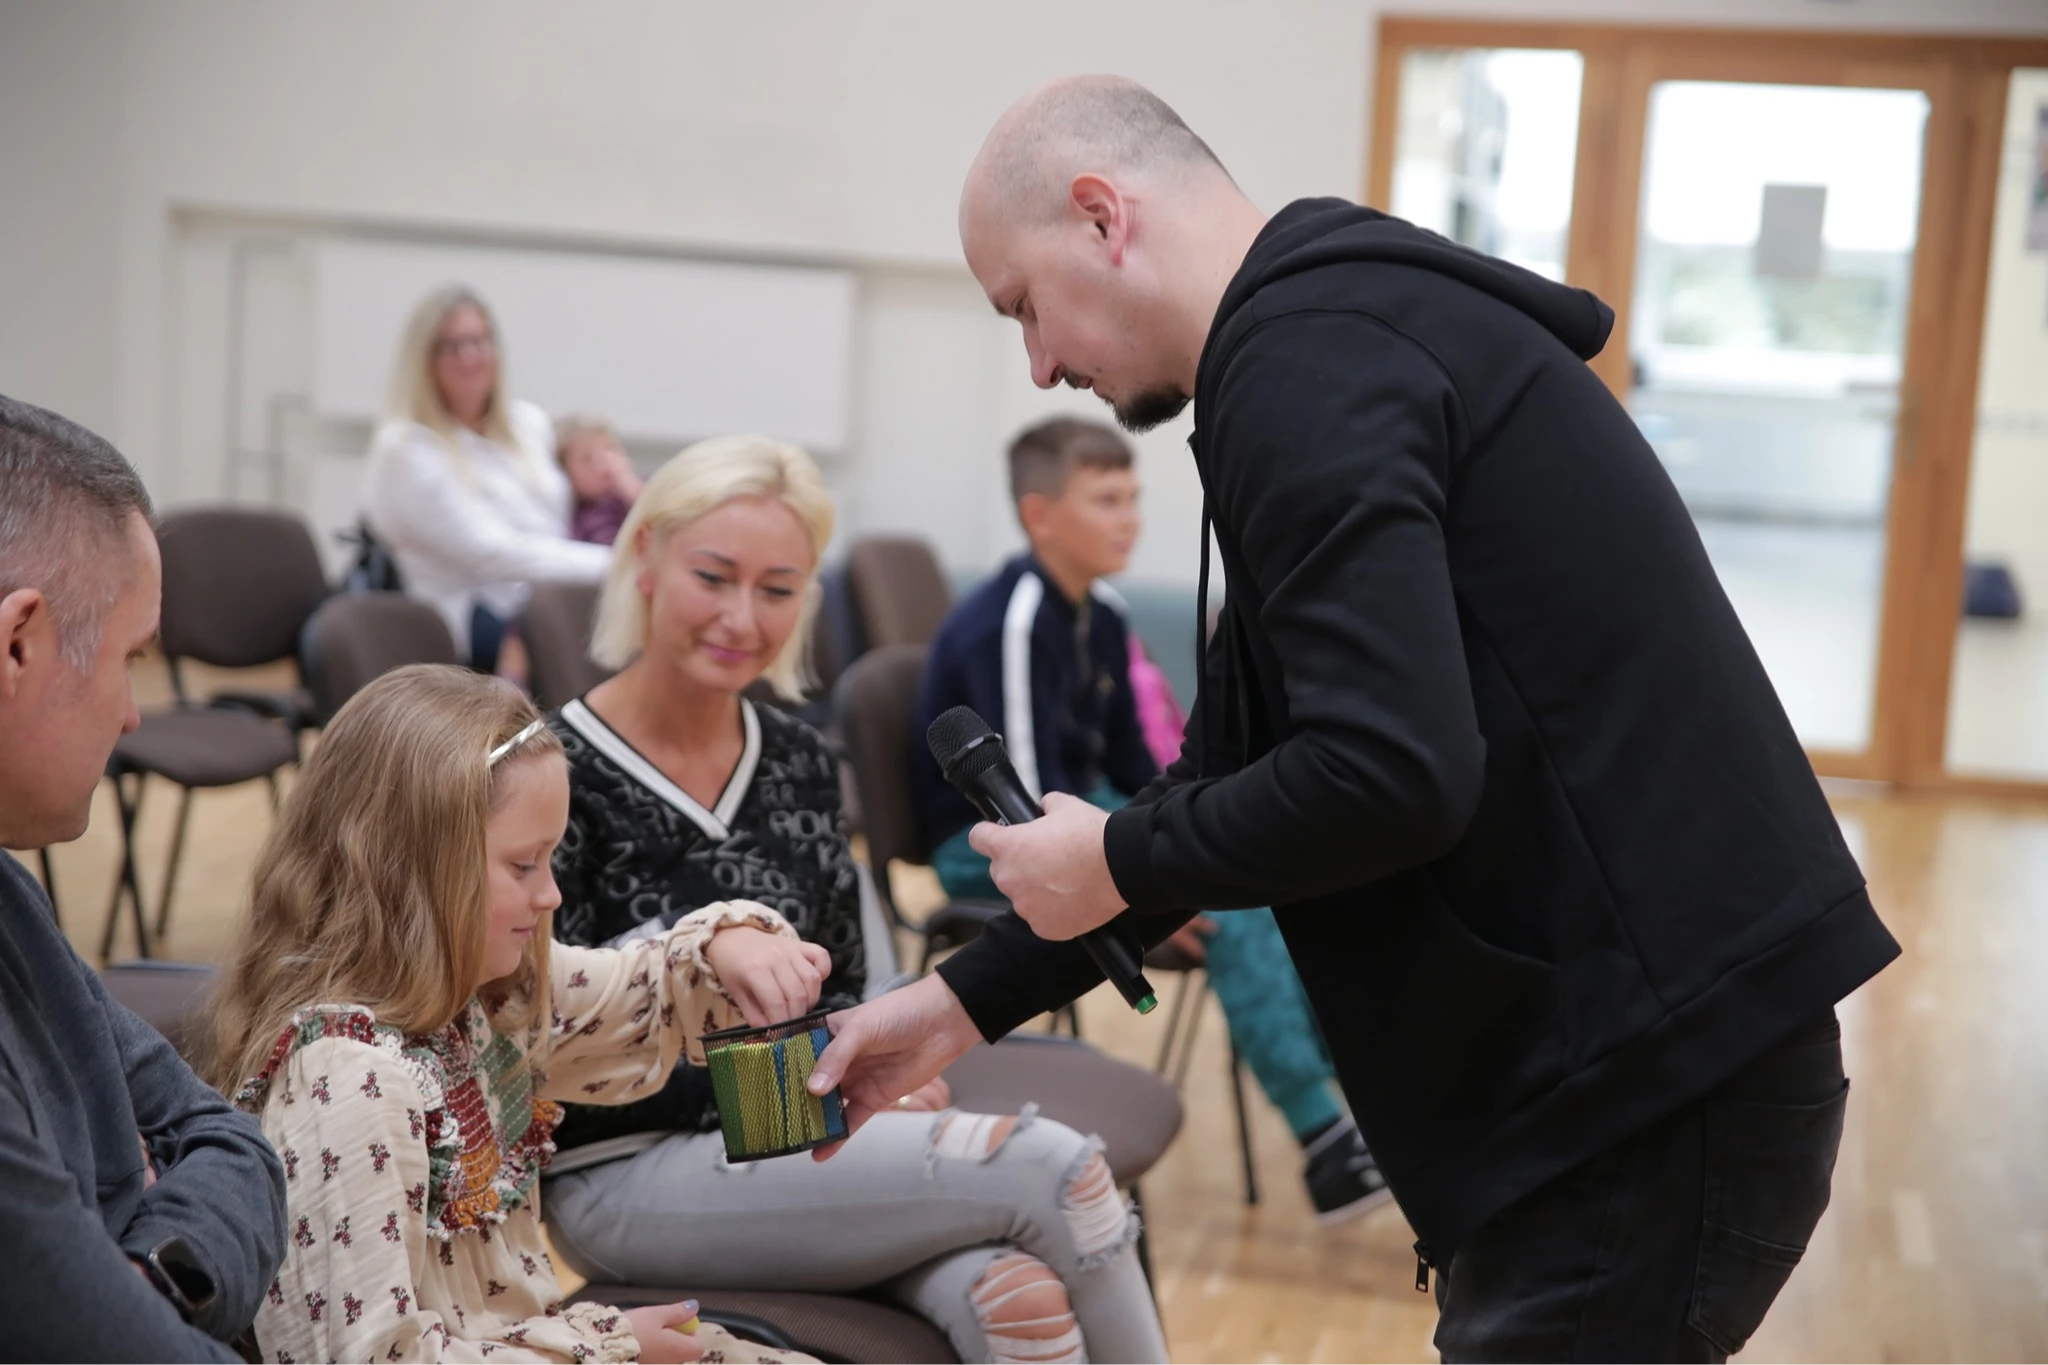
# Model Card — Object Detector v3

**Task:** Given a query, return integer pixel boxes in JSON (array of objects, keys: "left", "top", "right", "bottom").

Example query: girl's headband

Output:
[{"left": 487, "top": 718, "right": 547, "bottom": 767}]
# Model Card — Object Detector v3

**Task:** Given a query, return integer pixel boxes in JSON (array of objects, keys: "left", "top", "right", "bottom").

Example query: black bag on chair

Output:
[{"left": 337, "top": 520, "right": 404, "bottom": 595}]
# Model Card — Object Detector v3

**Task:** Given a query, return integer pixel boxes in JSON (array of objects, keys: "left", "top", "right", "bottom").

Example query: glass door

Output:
[
  {"left": 1945, "top": 69, "right": 2048, "bottom": 782},
  {"left": 1387, "top": 46, "right": 1586, "bottom": 283},
  {"left": 1624, "top": 80, "right": 1931, "bottom": 756}
]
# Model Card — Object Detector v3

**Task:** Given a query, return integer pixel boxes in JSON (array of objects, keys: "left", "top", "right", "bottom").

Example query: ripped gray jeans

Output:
[{"left": 541, "top": 1107, "right": 1169, "bottom": 1364}]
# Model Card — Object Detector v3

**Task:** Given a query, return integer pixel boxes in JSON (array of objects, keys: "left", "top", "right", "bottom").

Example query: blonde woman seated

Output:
[
  {"left": 208, "top": 665, "right": 829, "bottom": 1363},
  {"left": 363, "top": 286, "right": 610, "bottom": 674},
  {"left": 541, "top": 437, "right": 1168, "bottom": 1365}
]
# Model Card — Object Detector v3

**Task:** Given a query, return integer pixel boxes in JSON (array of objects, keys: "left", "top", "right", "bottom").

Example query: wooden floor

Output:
[{"left": 21, "top": 659, "right": 2048, "bottom": 1361}]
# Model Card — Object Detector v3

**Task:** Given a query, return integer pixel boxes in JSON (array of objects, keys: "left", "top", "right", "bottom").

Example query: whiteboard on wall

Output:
[{"left": 311, "top": 237, "right": 856, "bottom": 452}]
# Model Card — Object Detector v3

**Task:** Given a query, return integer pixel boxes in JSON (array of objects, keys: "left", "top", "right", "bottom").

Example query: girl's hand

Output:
[
  {"left": 624, "top": 1300, "right": 704, "bottom": 1364},
  {"left": 702, "top": 926, "right": 831, "bottom": 1026}
]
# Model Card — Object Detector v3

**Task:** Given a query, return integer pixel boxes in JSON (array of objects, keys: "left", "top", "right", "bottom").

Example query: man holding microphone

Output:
[{"left": 809, "top": 75, "right": 1897, "bottom": 1362}]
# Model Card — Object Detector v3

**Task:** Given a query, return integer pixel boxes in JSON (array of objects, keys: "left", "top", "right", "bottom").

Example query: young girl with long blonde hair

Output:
[{"left": 208, "top": 664, "right": 828, "bottom": 1363}]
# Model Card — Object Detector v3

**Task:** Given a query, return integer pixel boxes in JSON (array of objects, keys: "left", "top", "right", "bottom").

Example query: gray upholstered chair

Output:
[
  {"left": 154, "top": 505, "right": 331, "bottom": 728},
  {"left": 298, "top": 592, "right": 462, "bottom": 721},
  {"left": 833, "top": 645, "right": 1007, "bottom": 971},
  {"left": 523, "top": 580, "right": 615, "bottom": 711},
  {"left": 845, "top": 536, "right": 952, "bottom": 650},
  {"left": 99, "top": 507, "right": 326, "bottom": 959},
  {"left": 567, "top": 1286, "right": 957, "bottom": 1363}
]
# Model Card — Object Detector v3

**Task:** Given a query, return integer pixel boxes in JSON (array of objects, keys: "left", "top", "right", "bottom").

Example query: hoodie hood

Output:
[{"left": 1207, "top": 197, "right": 1614, "bottom": 374}]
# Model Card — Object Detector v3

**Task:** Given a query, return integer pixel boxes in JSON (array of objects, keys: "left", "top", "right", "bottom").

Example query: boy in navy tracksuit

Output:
[{"left": 911, "top": 416, "right": 1390, "bottom": 1222}]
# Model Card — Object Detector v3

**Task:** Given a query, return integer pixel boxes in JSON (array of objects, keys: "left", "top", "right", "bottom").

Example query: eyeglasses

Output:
[{"left": 434, "top": 334, "right": 497, "bottom": 360}]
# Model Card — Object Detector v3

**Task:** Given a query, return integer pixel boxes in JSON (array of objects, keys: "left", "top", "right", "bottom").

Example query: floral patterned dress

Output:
[{"left": 235, "top": 901, "right": 816, "bottom": 1364}]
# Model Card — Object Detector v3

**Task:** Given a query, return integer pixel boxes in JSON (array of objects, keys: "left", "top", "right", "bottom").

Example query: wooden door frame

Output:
[{"left": 1369, "top": 17, "right": 2048, "bottom": 791}]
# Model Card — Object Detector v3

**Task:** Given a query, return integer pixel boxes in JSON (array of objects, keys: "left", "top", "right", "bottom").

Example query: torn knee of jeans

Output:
[
  {"left": 1060, "top": 1143, "right": 1139, "bottom": 1266},
  {"left": 970, "top": 1250, "right": 1085, "bottom": 1364},
  {"left": 928, "top": 1103, "right": 1038, "bottom": 1164}
]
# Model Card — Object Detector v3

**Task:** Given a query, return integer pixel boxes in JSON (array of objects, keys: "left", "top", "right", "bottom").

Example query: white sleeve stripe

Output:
[{"left": 1001, "top": 572, "right": 1045, "bottom": 801}]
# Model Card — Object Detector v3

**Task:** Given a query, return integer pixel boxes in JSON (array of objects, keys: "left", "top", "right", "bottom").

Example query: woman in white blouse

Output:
[{"left": 363, "top": 287, "right": 611, "bottom": 671}]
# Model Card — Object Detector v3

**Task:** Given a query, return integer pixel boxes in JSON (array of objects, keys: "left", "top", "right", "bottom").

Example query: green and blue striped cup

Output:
[{"left": 701, "top": 1010, "right": 849, "bottom": 1162}]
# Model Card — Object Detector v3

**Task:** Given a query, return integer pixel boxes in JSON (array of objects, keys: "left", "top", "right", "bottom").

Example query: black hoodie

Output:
[{"left": 934, "top": 199, "right": 1900, "bottom": 1257}]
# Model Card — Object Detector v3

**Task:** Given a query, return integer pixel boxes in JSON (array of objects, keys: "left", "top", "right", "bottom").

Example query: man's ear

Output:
[
  {"left": 0, "top": 589, "right": 48, "bottom": 702},
  {"left": 1017, "top": 491, "right": 1055, "bottom": 542},
  {"left": 1068, "top": 174, "right": 1131, "bottom": 264}
]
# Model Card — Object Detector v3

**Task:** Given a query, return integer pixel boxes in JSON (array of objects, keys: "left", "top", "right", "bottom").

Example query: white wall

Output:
[
  {"left": 0, "top": 1, "right": 125, "bottom": 438},
  {"left": 4, "top": 0, "right": 2047, "bottom": 590}
]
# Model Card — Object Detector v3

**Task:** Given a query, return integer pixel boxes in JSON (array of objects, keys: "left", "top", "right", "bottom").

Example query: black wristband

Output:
[{"left": 137, "top": 1237, "right": 218, "bottom": 1324}]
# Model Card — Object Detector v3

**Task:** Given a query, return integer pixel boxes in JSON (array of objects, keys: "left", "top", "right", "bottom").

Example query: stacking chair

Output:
[
  {"left": 99, "top": 507, "right": 327, "bottom": 960},
  {"left": 567, "top": 1288, "right": 952, "bottom": 1362},
  {"left": 100, "top": 712, "right": 299, "bottom": 960},
  {"left": 834, "top": 645, "right": 1008, "bottom": 969},
  {"left": 810, "top": 563, "right": 861, "bottom": 698},
  {"left": 98, "top": 958, "right": 218, "bottom": 1062},
  {"left": 299, "top": 592, "right": 462, "bottom": 720},
  {"left": 845, "top": 536, "right": 952, "bottom": 649},
  {"left": 153, "top": 506, "right": 331, "bottom": 728},
  {"left": 1145, "top": 938, "right": 1261, "bottom": 1205},
  {"left": 524, "top": 580, "right": 615, "bottom": 710}
]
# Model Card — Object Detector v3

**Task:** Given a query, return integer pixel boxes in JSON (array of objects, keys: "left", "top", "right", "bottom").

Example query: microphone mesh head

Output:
[{"left": 927, "top": 706, "right": 1003, "bottom": 781}]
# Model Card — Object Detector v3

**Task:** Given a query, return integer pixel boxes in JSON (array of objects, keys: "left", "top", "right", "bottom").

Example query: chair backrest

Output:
[
  {"left": 156, "top": 506, "right": 330, "bottom": 670},
  {"left": 834, "top": 644, "right": 931, "bottom": 918},
  {"left": 808, "top": 563, "right": 859, "bottom": 700},
  {"left": 97, "top": 962, "right": 218, "bottom": 1067},
  {"left": 846, "top": 536, "right": 951, "bottom": 649},
  {"left": 300, "top": 592, "right": 461, "bottom": 720},
  {"left": 525, "top": 580, "right": 615, "bottom": 710}
]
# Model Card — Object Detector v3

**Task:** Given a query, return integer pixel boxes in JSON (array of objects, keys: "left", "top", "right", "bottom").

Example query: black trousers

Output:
[{"left": 1433, "top": 1011, "right": 1849, "bottom": 1363}]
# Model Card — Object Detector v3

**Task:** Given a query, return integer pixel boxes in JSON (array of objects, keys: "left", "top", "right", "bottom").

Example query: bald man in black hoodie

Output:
[{"left": 809, "top": 76, "right": 1899, "bottom": 1362}]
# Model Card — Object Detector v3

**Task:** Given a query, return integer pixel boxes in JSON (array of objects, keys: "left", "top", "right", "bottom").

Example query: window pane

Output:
[
  {"left": 1627, "top": 81, "right": 1929, "bottom": 754},
  {"left": 1390, "top": 48, "right": 1584, "bottom": 281}
]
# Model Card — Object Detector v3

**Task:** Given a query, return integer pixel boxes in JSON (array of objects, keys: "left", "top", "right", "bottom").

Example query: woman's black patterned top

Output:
[{"left": 546, "top": 696, "right": 865, "bottom": 1152}]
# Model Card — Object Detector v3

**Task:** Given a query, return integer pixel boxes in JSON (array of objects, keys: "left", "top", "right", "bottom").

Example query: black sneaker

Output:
[{"left": 1303, "top": 1119, "right": 1394, "bottom": 1226}]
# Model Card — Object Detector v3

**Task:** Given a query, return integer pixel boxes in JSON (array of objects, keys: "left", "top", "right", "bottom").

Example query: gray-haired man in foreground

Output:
[{"left": 0, "top": 393, "right": 287, "bottom": 1359}]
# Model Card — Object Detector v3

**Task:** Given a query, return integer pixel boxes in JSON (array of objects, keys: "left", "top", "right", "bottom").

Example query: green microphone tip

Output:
[{"left": 1137, "top": 993, "right": 1158, "bottom": 1015}]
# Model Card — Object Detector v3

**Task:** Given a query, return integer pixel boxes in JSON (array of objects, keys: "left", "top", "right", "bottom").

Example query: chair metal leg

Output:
[
  {"left": 1229, "top": 1039, "right": 1259, "bottom": 1206},
  {"left": 1154, "top": 971, "right": 1197, "bottom": 1073},
  {"left": 1038, "top": 1002, "right": 1084, "bottom": 1036},
  {"left": 1170, "top": 973, "right": 1210, "bottom": 1090},
  {"left": 153, "top": 786, "right": 195, "bottom": 939},
  {"left": 37, "top": 848, "right": 58, "bottom": 928},
  {"left": 99, "top": 771, "right": 152, "bottom": 962}
]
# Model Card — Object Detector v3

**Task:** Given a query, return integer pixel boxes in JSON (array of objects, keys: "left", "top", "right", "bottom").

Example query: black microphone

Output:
[{"left": 926, "top": 706, "right": 1157, "bottom": 1014}]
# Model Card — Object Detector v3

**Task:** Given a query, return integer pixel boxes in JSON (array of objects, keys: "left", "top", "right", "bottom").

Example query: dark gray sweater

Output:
[{"left": 0, "top": 852, "right": 286, "bottom": 1359}]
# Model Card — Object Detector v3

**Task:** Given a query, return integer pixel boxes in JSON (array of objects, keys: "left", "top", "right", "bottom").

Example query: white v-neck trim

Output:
[{"left": 559, "top": 697, "right": 761, "bottom": 841}]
